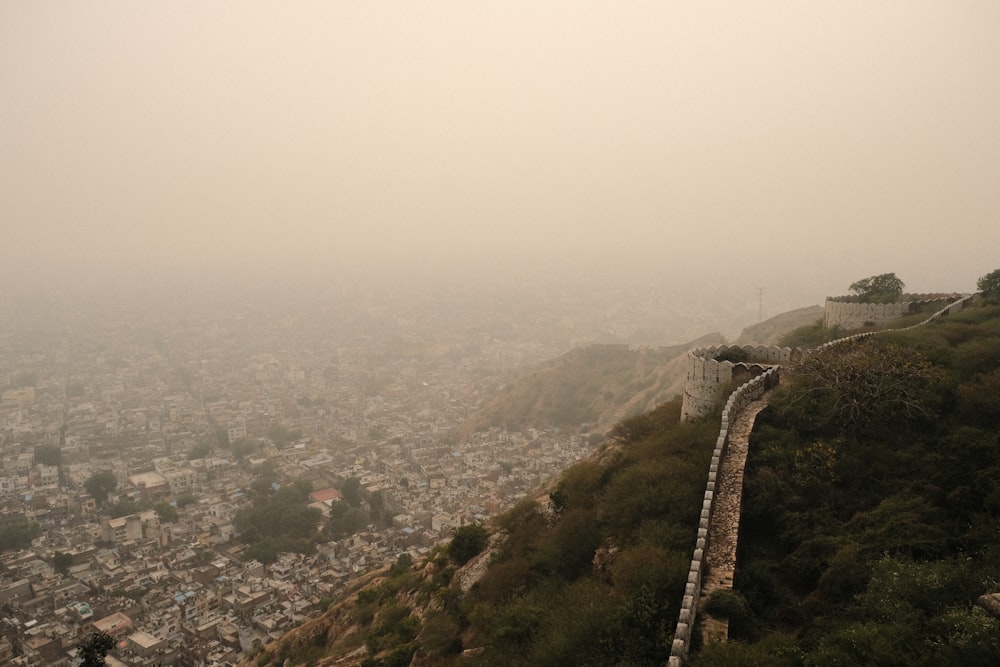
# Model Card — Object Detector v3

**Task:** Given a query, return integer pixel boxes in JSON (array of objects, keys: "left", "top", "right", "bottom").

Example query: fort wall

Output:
[
  {"left": 668, "top": 367, "right": 780, "bottom": 667},
  {"left": 668, "top": 292, "right": 979, "bottom": 665},
  {"left": 680, "top": 346, "right": 804, "bottom": 422},
  {"left": 823, "top": 293, "right": 961, "bottom": 330}
]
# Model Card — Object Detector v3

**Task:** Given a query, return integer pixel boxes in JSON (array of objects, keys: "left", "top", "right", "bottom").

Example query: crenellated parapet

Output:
[
  {"left": 823, "top": 293, "right": 962, "bottom": 330},
  {"left": 680, "top": 345, "right": 804, "bottom": 421}
]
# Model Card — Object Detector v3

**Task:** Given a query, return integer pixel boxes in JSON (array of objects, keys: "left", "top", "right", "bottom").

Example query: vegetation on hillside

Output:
[
  {"left": 979, "top": 268, "right": 1000, "bottom": 301},
  {"left": 249, "top": 288, "right": 1000, "bottom": 667},
  {"left": 697, "top": 301, "right": 1000, "bottom": 666},
  {"left": 778, "top": 321, "right": 844, "bottom": 348},
  {"left": 252, "top": 397, "right": 722, "bottom": 666},
  {"left": 457, "top": 341, "right": 711, "bottom": 436}
]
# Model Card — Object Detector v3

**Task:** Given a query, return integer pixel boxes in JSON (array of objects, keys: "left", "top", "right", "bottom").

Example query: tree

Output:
[
  {"left": 230, "top": 437, "right": 261, "bottom": 459},
  {"left": 340, "top": 477, "right": 362, "bottom": 507},
  {"left": 34, "top": 443, "right": 62, "bottom": 467},
  {"left": 780, "top": 339, "right": 948, "bottom": 436},
  {"left": 848, "top": 272, "right": 905, "bottom": 303},
  {"left": 187, "top": 442, "right": 211, "bottom": 460},
  {"left": 84, "top": 471, "right": 116, "bottom": 504},
  {"left": 448, "top": 524, "right": 489, "bottom": 565},
  {"left": 154, "top": 502, "right": 178, "bottom": 523},
  {"left": 108, "top": 500, "right": 140, "bottom": 518},
  {"left": 978, "top": 268, "right": 1000, "bottom": 301},
  {"left": 369, "top": 490, "right": 385, "bottom": 522},
  {"left": 0, "top": 522, "right": 41, "bottom": 551},
  {"left": 79, "top": 630, "right": 115, "bottom": 667},
  {"left": 293, "top": 478, "right": 313, "bottom": 502},
  {"left": 53, "top": 551, "right": 73, "bottom": 575}
]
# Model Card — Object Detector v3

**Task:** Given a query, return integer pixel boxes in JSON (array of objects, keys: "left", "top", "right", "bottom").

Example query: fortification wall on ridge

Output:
[
  {"left": 823, "top": 294, "right": 961, "bottom": 330},
  {"left": 680, "top": 345, "right": 804, "bottom": 422},
  {"left": 668, "top": 292, "right": 979, "bottom": 666},
  {"left": 668, "top": 367, "right": 780, "bottom": 667}
]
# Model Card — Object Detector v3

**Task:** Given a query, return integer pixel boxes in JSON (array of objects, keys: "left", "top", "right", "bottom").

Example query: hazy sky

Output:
[{"left": 3, "top": 1, "right": 999, "bottom": 301}]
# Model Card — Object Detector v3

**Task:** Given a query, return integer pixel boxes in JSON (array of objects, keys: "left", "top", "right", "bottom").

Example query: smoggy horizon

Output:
[{"left": 3, "top": 2, "right": 999, "bottom": 305}]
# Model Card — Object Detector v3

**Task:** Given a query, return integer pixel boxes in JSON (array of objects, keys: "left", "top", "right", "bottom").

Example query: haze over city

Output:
[
  {"left": 4, "top": 4, "right": 1000, "bottom": 666},
  {"left": 3, "top": 1, "right": 999, "bottom": 315}
]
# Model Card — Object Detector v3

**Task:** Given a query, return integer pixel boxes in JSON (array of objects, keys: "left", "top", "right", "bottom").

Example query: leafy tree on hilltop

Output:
[
  {"left": 849, "top": 272, "right": 904, "bottom": 303},
  {"left": 978, "top": 268, "right": 1000, "bottom": 301}
]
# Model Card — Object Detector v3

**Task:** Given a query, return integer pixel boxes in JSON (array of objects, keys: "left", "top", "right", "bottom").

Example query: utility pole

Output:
[{"left": 757, "top": 287, "right": 765, "bottom": 322}]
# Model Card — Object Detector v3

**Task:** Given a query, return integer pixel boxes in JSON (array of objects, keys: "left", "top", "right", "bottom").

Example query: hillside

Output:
[
  {"left": 455, "top": 333, "right": 724, "bottom": 437},
  {"left": 697, "top": 301, "right": 1000, "bottom": 665},
  {"left": 244, "top": 399, "right": 721, "bottom": 667},
  {"left": 734, "top": 305, "right": 824, "bottom": 346},
  {"left": 241, "top": 298, "right": 1000, "bottom": 667}
]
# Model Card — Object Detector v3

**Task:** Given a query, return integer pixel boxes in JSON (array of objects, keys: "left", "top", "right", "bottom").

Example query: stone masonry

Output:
[{"left": 699, "top": 397, "right": 769, "bottom": 642}]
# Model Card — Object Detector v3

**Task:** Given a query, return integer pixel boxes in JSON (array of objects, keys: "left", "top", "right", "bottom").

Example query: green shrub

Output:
[
  {"left": 449, "top": 524, "right": 489, "bottom": 565},
  {"left": 705, "top": 589, "right": 751, "bottom": 623}
]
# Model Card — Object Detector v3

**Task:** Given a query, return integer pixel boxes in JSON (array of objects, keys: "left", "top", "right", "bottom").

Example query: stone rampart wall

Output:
[
  {"left": 680, "top": 346, "right": 804, "bottom": 422},
  {"left": 668, "top": 292, "right": 979, "bottom": 666},
  {"left": 818, "top": 293, "right": 978, "bottom": 349},
  {"left": 823, "top": 294, "right": 960, "bottom": 330},
  {"left": 668, "top": 367, "right": 780, "bottom": 667}
]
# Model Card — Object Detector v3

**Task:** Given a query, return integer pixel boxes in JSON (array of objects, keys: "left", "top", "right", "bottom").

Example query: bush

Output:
[
  {"left": 705, "top": 589, "right": 751, "bottom": 624},
  {"left": 449, "top": 524, "right": 489, "bottom": 565}
]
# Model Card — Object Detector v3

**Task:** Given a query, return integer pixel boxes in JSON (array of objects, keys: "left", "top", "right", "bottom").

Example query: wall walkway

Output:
[{"left": 699, "top": 396, "right": 769, "bottom": 643}]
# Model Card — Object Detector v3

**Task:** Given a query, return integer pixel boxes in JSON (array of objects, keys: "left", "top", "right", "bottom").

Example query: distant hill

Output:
[
  {"left": 457, "top": 305, "right": 826, "bottom": 438},
  {"left": 455, "top": 332, "right": 724, "bottom": 437},
  {"left": 734, "top": 304, "right": 823, "bottom": 346}
]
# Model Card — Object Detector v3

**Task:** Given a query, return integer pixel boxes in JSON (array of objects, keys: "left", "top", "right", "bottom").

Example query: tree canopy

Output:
[
  {"left": 448, "top": 524, "right": 489, "bottom": 565},
  {"left": 777, "top": 339, "right": 947, "bottom": 436},
  {"left": 848, "top": 272, "right": 904, "bottom": 303},
  {"left": 33, "top": 443, "right": 62, "bottom": 467},
  {"left": 978, "top": 268, "right": 1000, "bottom": 301},
  {"left": 79, "top": 631, "right": 116, "bottom": 667},
  {"left": 234, "top": 478, "right": 323, "bottom": 564},
  {"left": 84, "top": 471, "right": 116, "bottom": 504},
  {"left": 53, "top": 551, "right": 73, "bottom": 575}
]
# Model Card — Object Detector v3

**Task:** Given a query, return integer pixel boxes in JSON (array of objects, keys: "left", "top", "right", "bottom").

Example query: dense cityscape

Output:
[{"left": 0, "top": 279, "right": 760, "bottom": 666}]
